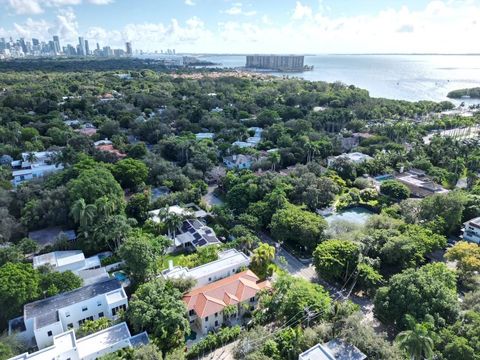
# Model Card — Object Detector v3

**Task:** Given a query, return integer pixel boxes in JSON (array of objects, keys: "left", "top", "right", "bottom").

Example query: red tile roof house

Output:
[
  {"left": 95, "top": 144, "right": 127, "bottom": 159},
  {"left": 183, "top": 270, "right": 270, "bottom": 335}
]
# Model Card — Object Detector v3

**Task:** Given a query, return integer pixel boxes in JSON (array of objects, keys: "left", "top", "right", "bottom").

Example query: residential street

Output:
[{"left": 258, "top": 232, "right": 381, "bottom": 329}]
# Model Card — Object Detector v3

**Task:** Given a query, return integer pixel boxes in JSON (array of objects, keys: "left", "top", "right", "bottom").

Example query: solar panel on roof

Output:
[
  {"left": 188, "top": 228, "right": 196, "bottom": 233},
  {"left": 192, "top": 239, "right": 199, "bottom": 245},
  {"left": 198, "top": 239, "right": 207, "bottom": 246},
  {"left": 193, "top": 233, "right": 202, "bottom": 240}
]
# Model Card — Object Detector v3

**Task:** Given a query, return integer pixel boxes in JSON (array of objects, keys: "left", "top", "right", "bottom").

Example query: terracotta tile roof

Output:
[
  {"left": 183, "top": 270, "right": 270, "bottom": 318},
  {"left": 95, "top": 144, "right": 127, "bottom": 158}
]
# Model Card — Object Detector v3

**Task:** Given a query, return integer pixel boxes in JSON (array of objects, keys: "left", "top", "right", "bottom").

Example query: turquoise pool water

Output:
[
  {"left": 114, "top": 271, "right": 127, "bottom": 282},
  {"left": 325, "top": 207, "right": 374, "bottom": 226},
  {"left": 374, "top": 174, "right": 394, "bottom": 181}
]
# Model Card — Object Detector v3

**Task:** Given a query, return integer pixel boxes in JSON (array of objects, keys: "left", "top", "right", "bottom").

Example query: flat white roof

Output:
[
  {"left": 149, "top": 205, "right": 207, "bottom": 223},
  {"left": 299, "top": 343, "right": 335, "bottom": 360},
  {"left": 77, "top": 322, "right": 131, "bottom": 359},
  {"left": 9, "top": 323, "right": 142, "bottom": 360},
  {"left": 299, "top": 340, "right": 366, "bottom": 360},
  {"left": 8, "top": 331, "right": 76, "bottom": 360},
  {"left": 106, "top": 289, "right": 126, "bottom": 304},
  {"left": 163, "top": 249, "right": 249, "bottom": 280},
  {"left": 33, "top": 251, "right": 85, "bottom": 269},
  {"left": 12, "top": 164, "right": 62, "bottom": 177}
]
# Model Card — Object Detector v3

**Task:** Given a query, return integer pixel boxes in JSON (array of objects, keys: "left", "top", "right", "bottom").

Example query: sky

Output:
[{"left": 0, "top": 0, "right": 479, "bottom": 54}]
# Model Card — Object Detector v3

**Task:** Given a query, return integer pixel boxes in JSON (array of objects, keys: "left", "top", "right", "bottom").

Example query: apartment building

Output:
[
  {"left": 183, "top": 270, "right": 270, "bottom": 335},
  {"left": 9, "top": 322, "right": 148, "bottom": 360},
  {"left": 162, "top": 249, "right": 250, "bottom": 289},
  {"left": 8, "top": 279, "right": 128, "bottom": 349},
  {"left": 246, "top": 55, "right": 304, "bottom": 71}
]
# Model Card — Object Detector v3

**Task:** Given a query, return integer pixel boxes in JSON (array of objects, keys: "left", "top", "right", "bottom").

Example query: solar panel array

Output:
[{"left": 179, "top": 219, "right": 220, "bottom": 248}]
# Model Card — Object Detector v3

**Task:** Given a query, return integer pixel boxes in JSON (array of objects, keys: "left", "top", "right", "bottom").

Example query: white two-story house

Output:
[
  {"left": 162, "top": 249, "right": 250, "bottom": 289},
  {"left": 9, "top": 279, "right": 128, "bottom": 349},
  {"left": 462, "top": 217, "right": 480, "bottom": 243},
  {"left": 11, "top": 151, "right": 63, "bottom": 186},
  {"left": 9, "top": 322, "right": 148, "bottom": 360}
]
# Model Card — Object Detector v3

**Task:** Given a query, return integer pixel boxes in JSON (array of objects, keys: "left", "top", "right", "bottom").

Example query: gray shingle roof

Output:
[{"left": 24, "top": 279, "right": 121, "bottom": 329}]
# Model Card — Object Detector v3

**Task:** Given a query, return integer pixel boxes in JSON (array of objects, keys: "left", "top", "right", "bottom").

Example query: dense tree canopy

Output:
[
  {"left": 270, "top": 203, "right": 327, "bottom": 253},
  {"left": 374, "top": 263, "right": 459, "bottom": 329},
  {"left": 127, "top": 278, "right": 189, "bottom": 352}
]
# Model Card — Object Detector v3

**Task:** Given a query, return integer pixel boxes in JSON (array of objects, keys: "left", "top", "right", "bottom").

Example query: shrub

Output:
[{"left": 187, "top": 325, "right": 241, "bottom": 359}]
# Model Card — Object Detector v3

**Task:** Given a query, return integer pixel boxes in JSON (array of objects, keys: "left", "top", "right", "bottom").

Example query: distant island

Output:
[{"left": 447, "top": 87, "right": 480, "bottom": 99}]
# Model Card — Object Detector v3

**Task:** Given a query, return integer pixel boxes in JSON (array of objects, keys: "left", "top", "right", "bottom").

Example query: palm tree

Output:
[
  {"left": 164, "top": 212, "right": 185, "bottom": 240},
  {"left": 251, "top": 243, "right": 276, "bottom": 279},
  {"left": 395, "top": 315, "right": 434, "bottom": 360},
  {"left": 268, "top": 151, "right": 281, "bottom": 171},
  {"left": 95, "top": 196, "right": 116, "bottom": 218},
  {"left": 305, "top": 141, "right": 313, "bottom": 163},
  {"left": 70, "top": 198, "right": 97, "bottom": 228},
  {"left": 26, "top": 152, "right": 37, "bottom": 164},
  {"left": 238, "top": 235, "right": 256, "bottom": 251}
]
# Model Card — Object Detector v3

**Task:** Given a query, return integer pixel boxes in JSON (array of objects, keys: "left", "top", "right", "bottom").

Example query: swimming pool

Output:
[
  {"left": 374, "top": 174, "right": 394, "bottom": 181},
  {"left": 325, "top": 207, "right": 374, "bottom": 226},
  {"left": 113, "top": 271, "right": 127, "bottom": 282}
]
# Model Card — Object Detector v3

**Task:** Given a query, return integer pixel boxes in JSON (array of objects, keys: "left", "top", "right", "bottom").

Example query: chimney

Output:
[
  {"left": 233, "top": 155, "right": 237, "bottom": 161},
  {"left": 168, "top": 260, "right": 174, "bottom": 270}
]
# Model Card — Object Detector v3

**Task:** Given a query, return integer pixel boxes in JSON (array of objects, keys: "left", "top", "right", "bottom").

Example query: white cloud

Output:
[
  {"left": 6, "top": 0, "right": 111, "bottom": 14},
  {"left": 185, "top": 0, "right": 195, "bottom": 6},
  {"left": 223, "top": 2, "right": 256, "bottom": 16},
  {"left": 212, "top": 0, "right": 480, "bottom": 54},
  {"left": 2, "top": 0, "right": 480, "bottom": 54},
  {"left": 8, "top": 0, "right": 43, "bottom": 14},
  {"left": 87, "top": 0, "right": 113, "bottom": 4},
  {"left": 292, "top": 1, "right": 312, "bottom": 20}
]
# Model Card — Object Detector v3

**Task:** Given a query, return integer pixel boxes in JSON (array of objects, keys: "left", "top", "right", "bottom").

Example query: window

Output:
[
  {"left": 82, "top": 306, "right": 88, "bottom": 312},
  {"left": 67, "top": 323, "right": 73, "bottom": 329},
  {"left": 65, "top": 311, "right": 70, "bottom": 318},
  {"left": 98, "top": 312, "right": 104, "bottom": 318},
  {"left": 97, "top": 300, "right": 102, "bottom": 307},
  {"left": 47, "top": 331, "right": 52, "bottom": 337},
  {"left": 205, "top": 316, "right": 209, "bottom": 322},
  {"left": 215, "top": 312, "right": 218, "bottom": 317},
  {"left": 250, "top": 297, "right": 255, "bottom": 303},
  {"left": 112, "top": 304, "right": 127, "bottom": 316},
  {"left": 208, "top": 277, "right": 211, "bottom": 282},
  {"left": 189, "top": 309, "right": 195, "bottom": 316},
  {"left": 86, "top": 316, "right": 94, "bottom": 321},
  {"left": 78, "top": 319, "right": 86, "bottom": 326},
  {"left": 215, "top": 320, "right": 219, "bottom": 327}
]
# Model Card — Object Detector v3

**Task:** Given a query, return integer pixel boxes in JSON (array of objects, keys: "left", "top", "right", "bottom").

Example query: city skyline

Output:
[
  {"left": 0, "top": 0, "right": 479, "bottom": 54},
  {"left": 0, "top": 34, "right": 134, "bottom": 58}
]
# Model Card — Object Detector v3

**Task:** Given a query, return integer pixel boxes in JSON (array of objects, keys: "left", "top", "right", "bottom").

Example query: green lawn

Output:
[{"left": 157, "top": 253, "right": 184, "bottom": 272}]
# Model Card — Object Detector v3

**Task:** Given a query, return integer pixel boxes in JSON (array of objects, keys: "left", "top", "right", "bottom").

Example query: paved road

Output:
[
  {"left": 202, "top": 185, "right": 224, "bottom": 207},
  {"left": 258, "top": 232, "right": 381, "bottom": 329},
  {"left": 201, "top": 340, "right": 238, "bottom": 360}
]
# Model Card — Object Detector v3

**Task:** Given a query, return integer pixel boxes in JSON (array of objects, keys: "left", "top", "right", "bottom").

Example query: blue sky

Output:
[{"left": 1, "top": 0, "right": 479, "bottom": 53}]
